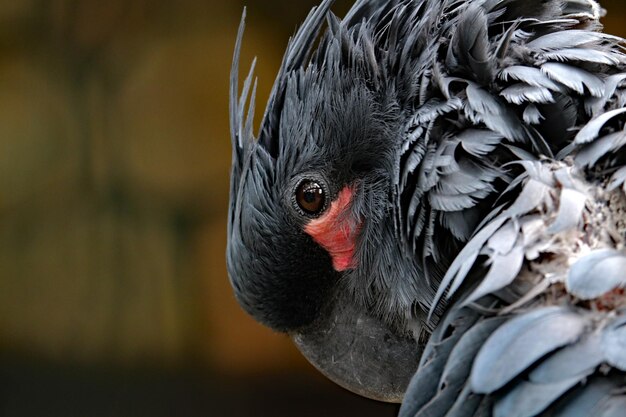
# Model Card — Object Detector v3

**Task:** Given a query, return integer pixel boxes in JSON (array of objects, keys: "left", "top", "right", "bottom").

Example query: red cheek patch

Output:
[{"left": 304, "top": 186, "right": 361, "bottom": 271}]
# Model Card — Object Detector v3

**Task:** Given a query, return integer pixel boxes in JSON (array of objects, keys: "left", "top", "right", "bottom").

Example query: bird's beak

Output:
[{"left": 291, "top": 289, "right": 423, "bottom": 403}]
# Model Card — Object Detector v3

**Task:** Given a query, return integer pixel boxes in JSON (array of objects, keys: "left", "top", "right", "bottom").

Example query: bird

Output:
[{"left": 227, "top": 0, "right": 626, "bottom": 415}]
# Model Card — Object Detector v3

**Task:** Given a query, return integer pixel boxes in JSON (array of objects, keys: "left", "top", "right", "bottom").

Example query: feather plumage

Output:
[{"left": 229, "top": 0, "right": 626, "bottom": 414}]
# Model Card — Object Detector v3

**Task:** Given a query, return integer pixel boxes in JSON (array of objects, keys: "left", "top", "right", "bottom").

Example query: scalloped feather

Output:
[
  {"left": 457, "top": 129, "right": 504, "bottom": 156},
  {"left": 541, "top": 62, "right": 604, "bottom": 97},
  {"left": 499, "top": 66, "right": 562, "bottom": 90},
  {"left": 500, "top": 84, "right": 555, "bottom": 105}
]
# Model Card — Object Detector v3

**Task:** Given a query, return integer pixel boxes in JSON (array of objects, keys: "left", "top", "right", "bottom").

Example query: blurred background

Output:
[{"left": 0, "top": 1, "right": 624, "bottom": 416}]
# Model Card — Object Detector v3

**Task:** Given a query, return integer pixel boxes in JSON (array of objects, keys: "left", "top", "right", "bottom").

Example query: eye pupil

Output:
[
  {"left": 296, "top": 180, "right": 326, "bottom": 215},
  {"left": 303, "top": 190, "right": 318, "bottom": 203}
]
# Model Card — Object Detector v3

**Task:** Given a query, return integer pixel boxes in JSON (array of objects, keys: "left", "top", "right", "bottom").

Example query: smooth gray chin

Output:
[{"left": 291, "top": 291, "right": 423, "bottom": 403}]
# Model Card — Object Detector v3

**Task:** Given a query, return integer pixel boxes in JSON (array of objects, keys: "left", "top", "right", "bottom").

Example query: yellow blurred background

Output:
[{"left": 0, "top": 1, "right": 624, "bottom": 416}]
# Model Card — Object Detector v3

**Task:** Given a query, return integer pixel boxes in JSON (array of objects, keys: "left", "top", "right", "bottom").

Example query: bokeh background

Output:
[{"left": 0, "top": 1, "right": 624, "bottom": 416}]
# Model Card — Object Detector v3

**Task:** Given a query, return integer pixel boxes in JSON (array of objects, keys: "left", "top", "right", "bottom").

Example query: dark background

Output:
[{"left": 0, "top": 1, "right": 624, "bottom": 416}]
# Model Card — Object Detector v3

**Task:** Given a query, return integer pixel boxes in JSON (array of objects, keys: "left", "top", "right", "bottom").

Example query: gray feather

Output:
[
  {"left": 562, "top": 0, "right": 603, "bottom": 19},
  {"left": 414, "top": 389, "right": 464, "bottom": 417},
  {"left": 458, "top": 129, "right": 504, "bottom": 156},
  {"left": 444, "top": 384, "right": 484, "bottom": 417},
  {"left": 400, "top": 311, "right": 478, "bottom": 417},
  {"left": 432, "top": 176, "right": 549, "bottom": 311},
  {"left": 529, "top": 332, "right": 603, "bottom": 383},
  {"left": 466, "top": 83, "right": 526, "bottom": 141},
  {"left": 447, "top": 4, "right": 493, "bottom": 84},
  {"left": 413, "top": 98, "right": 464, "bottom": 124},
  {"left": 575, "top": 130, "right": 626, "bottom": 167},
  {"left": 526, "top": 30, "right": 616, "bottom": 51},
  {"left": 602, "top": 317, "right": 626, "bottom": 371},
  {"left": 541, "top": 62, "right": 604, "bottom": 97},
  {"left": 439, "top": 210, "right": 475, "bottom": 241},
  {"left": 523, "top": 104, "right": 544, "bottom": 125},
  {"left": 440, "top": 318, "right": 506, "bottom": 389},
  {"left": 401, "top": 128, "right": 429, "bottom": 188},
  {"left": 466, "top": 82, "right": 505, "bottom": 115},
  {"left": 503, "top": 145, "right": 539, "bottom": 162},
  {"left": 501, "top": 84, "right": 555, "bottom": 105},
  {"left": 259, "top": 0, "right": 334, "bottom": 141},
  {"left": 499, "top": 66, "right": 562, "bottom": 90},
  {"left": 446, "top": 250, "right": 481, "bottom": 299},
  {"left": 552, "top": 378, "right": 623, "bottom": 417},
  {"left": 486, "top": 221, "right": 519, "bottom": 255},
  {"left": 432, "top": 217, "right": 504, "bottom": 311},
  {"left": 541, "top": 48, "right": 624, "bottom": 65},
  {"left": 417, "top": 144, "right": 442, "bottom": 192},
  {"left": 574, "top": 108, "right": 626, "bottom": 144},
  {"left": 586, "top": 73, "right": 626, "bottom": 116},
  {"left": 546, "top": 188, "right": 587, "bottom": 233},
  {"left": 598, "top": 396, "right": 626, "bottom": 417},
  {"left": 400, "top": 356, "right": 452, "bottom": 417},
  {"left": 461, "top": 243, "right": 524, "bottom": 306},
  {"left": 470, "top": 306, "right": 587, "bottom": 394},
  {"left": 494, "top": 375, "right": 585, "bottom": 417},
  {"left": 608, "top": 166, "right": 626, "bottom": 192},
  {"left": 503, "top": 177, "right": 551, "bottom": 218},
  {"left": 435, "top": 163, "right": 498, "bottom": 195},
  {"left": 566, "top": 249, "right": 626, "bottom": 299},
  {"left": 429, "top": 192, "right": 478, "bottom": 212}
]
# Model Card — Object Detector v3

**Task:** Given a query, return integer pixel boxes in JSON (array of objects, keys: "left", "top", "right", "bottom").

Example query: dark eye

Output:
[{"left": 295, "top": 180, "right": 326, "bottom": 215}]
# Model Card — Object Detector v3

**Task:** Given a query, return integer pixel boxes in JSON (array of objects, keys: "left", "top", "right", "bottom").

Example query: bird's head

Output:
[{"left": 227, "top": 0, "right": 429, "bottom": 402}]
